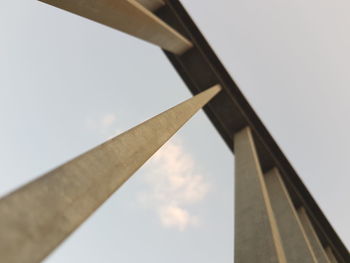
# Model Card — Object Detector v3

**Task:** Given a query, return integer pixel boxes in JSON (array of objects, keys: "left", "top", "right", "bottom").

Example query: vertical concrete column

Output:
[
  {"left": 264, "top": 168, "right": 317, "bottom": 262},
  {"left": 298, "top": 207, "right": 331, "bottom": 263},
  {"left": 325, "top": 247, "right": 338, "bottom": 263},
  {"left": 0, "top": 85, "right": 221, "bottom": 263},
  {"left": 234, "top": 127, "right": 286, "bottom": 263}
]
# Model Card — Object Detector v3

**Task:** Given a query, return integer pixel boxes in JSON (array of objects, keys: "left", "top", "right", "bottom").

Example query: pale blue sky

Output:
[{"left": 0, "top": 1, "right": 349, "bottom": 262}]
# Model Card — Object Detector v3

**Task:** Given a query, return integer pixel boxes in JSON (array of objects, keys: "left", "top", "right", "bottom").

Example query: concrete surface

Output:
[
  {"left": 234, "top": 127, "right": 286, "bottom": 263},
  {"left": 298, "top": 207, "right": 331, "bottom": 263},
  {"left": 265, "top": 168, "right": 317, "bottom": 262}
]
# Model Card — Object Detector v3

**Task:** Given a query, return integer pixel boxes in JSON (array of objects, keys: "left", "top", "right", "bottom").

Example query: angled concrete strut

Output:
[
  {"left": 39, "top": 0, "right": 192, "bottom": 54},
  {"left": 0, "top": 85, "right": 221, "bottom": 263}
]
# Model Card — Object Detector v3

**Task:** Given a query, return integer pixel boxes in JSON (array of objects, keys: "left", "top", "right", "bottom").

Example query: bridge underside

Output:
[{"left": 156, "top": 1, "right": 349, "bottom": 261}]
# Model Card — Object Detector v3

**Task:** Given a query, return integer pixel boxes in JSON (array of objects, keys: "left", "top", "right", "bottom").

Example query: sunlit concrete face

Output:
[{"left": 0, "top": 86, "right": 221, "bottom": 263}]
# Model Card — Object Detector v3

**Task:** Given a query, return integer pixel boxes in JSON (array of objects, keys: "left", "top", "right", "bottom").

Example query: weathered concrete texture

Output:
[
  {"left": 298, "top": 207, "right": 331, "bottom": 263},
  {"left": 325, "top": 247, "right": 338, "bottom": 263},
  {"left": 136, "top": 0, "right": 164, "bottom": 11},
  {"left": 0, "top": 85, "right": 221, "bottom": 263},
  {"left": 234, "top": 127, "right": 286, "bottom": 263},
  {"left": 38, "top": 0, "right": 192, "bottom": 55},
  {"left": 264, "top": 168, "right": 317, "bottom": 263}
]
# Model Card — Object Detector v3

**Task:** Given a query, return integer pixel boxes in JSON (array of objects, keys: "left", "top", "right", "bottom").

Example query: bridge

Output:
[{"left": 0, "top": 0, "right": 348, "bottom": 262}]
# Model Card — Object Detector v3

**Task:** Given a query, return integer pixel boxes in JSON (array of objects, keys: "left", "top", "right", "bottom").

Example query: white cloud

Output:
[
  {"left": 140, "top": 139, "right": 210, "bottom": 231},
  {"left": 159, "top": 205, "right": 198, "bottom": 231},
  {"left": 101, "top": 114, "right": 116, "bottom": 127},
  {"left": 86, "top": 116, "right": 209, "bottom": 231}
]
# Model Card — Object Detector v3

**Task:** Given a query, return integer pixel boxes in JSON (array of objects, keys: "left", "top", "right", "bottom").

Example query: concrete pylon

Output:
[
  {"left": 0, "top": 85, "right": 221, "bottom": 263},
  {"left": 38, "top": 0, "right": 192, "bottom": 55},
  {"left": 298, "top": 207, "right": 331, "bottom": 263},
  {"left": 264, "top": 168, "right": 317, "bottom": 262},
  {"left": 234, "top": 127, "right": 287, "bottom": 263}
]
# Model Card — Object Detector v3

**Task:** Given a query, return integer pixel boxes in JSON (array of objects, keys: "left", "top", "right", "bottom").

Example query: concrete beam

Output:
[
  {"left": 264, "top": 168, "right": 317, "bottom": 262},
  {"left": 298, "top": 207, "right": 331, "bottom": 263},
  {"left": 234, "top": 127, "right": 286, "bottom": 263},
  {"left": 38, "top": 0, "right": 192, "bottom": 55},
  {"left": 0, "top": 85, "right": 221, "bottom": 263}
]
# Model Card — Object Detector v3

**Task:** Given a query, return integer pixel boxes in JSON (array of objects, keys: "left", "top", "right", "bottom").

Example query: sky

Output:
[{"left": 0, "top": 0, "right": 349, "bottom": 262}]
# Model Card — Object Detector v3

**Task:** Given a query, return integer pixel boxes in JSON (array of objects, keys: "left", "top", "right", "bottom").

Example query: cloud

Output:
[
  {"left": 86, "top": 115, "right": 209, "bottom": 231},
  {"left": 140, "top": 139, "right": 210, "bottom": 231},
  {"left": 101, "top": 114, "right": 116, "bottom": 127},
  {"left": 86, "top": 113, "right": 121, "bottom": 140},
  {"left": 159, "top": 205, "right": 198, "bottom": 231}
]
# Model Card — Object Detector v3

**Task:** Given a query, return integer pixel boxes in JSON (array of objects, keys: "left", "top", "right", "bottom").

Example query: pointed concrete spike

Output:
[
  {"left": 234, "top": 127, "right": 287, "bottom": 263},
  {"left": 38, "top": 0, "right": 192, "bottom": 55},
  {"left": 0, "top": 85, "right": 221, "bottom": 263}
]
